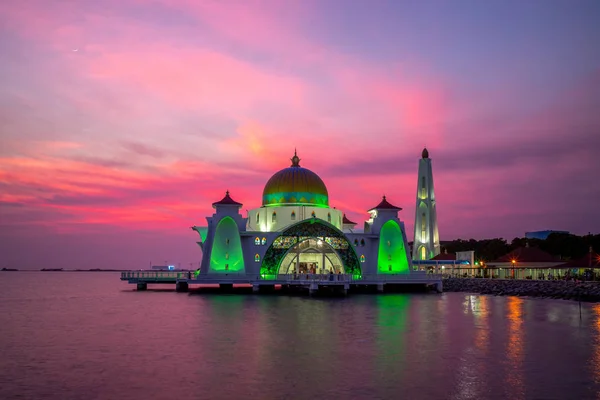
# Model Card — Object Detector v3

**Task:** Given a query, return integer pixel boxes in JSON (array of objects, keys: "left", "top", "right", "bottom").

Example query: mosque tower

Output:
[{"left": 412, "top": 147, "right": 440, "bottom": 260}]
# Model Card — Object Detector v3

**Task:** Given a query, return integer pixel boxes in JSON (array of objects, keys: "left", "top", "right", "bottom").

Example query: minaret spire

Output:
[{"left": 412, "top": 148, "right": 440, "bottom": 260}]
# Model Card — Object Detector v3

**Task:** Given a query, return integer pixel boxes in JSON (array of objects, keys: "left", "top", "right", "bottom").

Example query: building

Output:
[
  {"left": 412, "top": 249, "right": 474, "bottom": 276},
  {"left": 554, "top": 247, "right": 600, "bottom": 272},
  {"left": 486, "top": 243, "right": 563, "bottom": 279},
  {"left": 525, "top": 230, "right": 569, "bottom": 240},
  {"left": 412, "top": 147, "right": 440, "bottom": 260},
  {"left": 191, "top": 151, "right": 415, "bottom": 278}
]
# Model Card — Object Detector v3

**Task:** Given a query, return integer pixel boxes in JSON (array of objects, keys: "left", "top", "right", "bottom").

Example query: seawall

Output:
[{"left": 443, "top": 278, "right": 600, "bottom": 302}]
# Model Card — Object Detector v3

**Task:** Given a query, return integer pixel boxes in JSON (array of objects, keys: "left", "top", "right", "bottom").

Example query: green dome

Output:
[{"left": 262, "top": 152, "right": 329, "bottom": 207}]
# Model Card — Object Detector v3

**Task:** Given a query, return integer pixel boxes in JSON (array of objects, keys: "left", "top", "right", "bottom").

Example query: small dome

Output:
[
  {"left": 262, "top": 151, "right": 328, "bottom": 207},
  {"left": 422, "top": 147, "right": 429, "bottom": 159}
]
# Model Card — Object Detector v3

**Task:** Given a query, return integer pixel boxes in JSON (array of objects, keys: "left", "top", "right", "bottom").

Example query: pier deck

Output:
[{"left": 120, "top": 271, "right": 443, "bottom": 294}]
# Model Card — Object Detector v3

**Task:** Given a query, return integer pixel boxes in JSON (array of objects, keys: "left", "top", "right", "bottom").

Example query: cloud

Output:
[
  {"left": 0, "top": 0, "right": 598, "bottom": 268},
  {"left": 121, "top": 141, "right": 166, "bottom": 159}
]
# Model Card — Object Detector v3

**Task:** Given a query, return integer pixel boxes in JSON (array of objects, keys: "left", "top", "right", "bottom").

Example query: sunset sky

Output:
[{"left": 1, "top": 0, "right": 599, "bottom": 269}]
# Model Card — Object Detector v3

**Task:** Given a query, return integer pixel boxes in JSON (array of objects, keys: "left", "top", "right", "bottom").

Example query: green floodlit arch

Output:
[
  {"left": 210, "top": 216, "right": 245, "bottom": 273},
  {"left": 277, "top": 238, "right": 345, "bottom": 275},
  {"left": 260, "top": 219, "right": 361, "bottom": 279},
  {"left": 378, "top": 220, "right": 410, "bottom": 274}
]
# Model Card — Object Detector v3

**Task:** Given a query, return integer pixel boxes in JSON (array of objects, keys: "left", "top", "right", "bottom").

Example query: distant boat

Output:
[
  {"left": 1, "top": 268, "right": 18, "bottom": 271},
  {"left": 40, "top": 268, "right": 64, "bottom": 272}
]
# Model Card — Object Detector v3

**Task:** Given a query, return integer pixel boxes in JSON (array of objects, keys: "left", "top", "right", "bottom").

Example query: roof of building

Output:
[
  {"left": 212, "top": 191, "right": 243, "bottom": 208},
  {"left": 262, "top": 150, "right": 329, "bottom": 207},
  {"left": 342, "top": 214, "right": 357, "bottom": 225},
  {"left": 368, "top": 195, "right": 402, "bottom": 212},
  {"left": 431, "top": 251, "right": 456, "bottom": 261},
  {"left": 492, "top": 245, "right": 558, "bottom": 263},
  {"left": 554, "top": 250, "right": 600, "bottom": 269}
]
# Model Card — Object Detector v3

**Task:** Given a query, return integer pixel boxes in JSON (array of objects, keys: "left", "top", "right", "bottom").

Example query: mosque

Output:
[{"left": 191, "top": 149, "right": 440, "bottom": 279}]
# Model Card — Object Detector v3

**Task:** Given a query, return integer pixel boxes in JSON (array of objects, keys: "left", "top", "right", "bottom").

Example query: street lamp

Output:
[{"left": 511, "top": 259, "right": 516, "bottom": 279}]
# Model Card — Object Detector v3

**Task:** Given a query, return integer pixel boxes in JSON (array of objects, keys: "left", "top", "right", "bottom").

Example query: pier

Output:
[{"left": 120, "top": 271, "right": 443, "bottom": 295}]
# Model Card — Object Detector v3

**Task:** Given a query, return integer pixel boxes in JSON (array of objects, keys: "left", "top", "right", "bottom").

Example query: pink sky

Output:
[{"left": 1, "top": 0, "right": 599, "bottom": 269}]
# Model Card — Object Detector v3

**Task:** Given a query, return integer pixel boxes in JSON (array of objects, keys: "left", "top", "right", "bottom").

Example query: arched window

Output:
[
  {"left": 226, "top": 238, "right": 230, "bottom": 245},
  {"left": 225, "top": 253, "right": 229, "bottom": 260},
  {"left": 421, "top": 213, "right": 426, "bottom": 242},
  {"left": 360, "top": 239, "right": 365, "bottom": 247},
  {"left": 261, "top": 237, "right": 267, "bottom": 245},
  {"left": 291, "top": 211, "right": 296, "bottom": 220},
  {"left": 255, "top": 237, "right": 260, "bottom": 246},
  {"left": 360, "top": 255, "right": 366, "bottom": 263},
  {"left": 256, "top": 213, "right": 260, "bottom": 225},
  {"left": 311, "top": 211, "right": 316, "bottom": 218},
  {"left": 255, "top": 254, "right": 260, "bottom": 262},
  {"left": 354, "top": 239, "right": 358, "bottom": 246},
  {"left": 225, "top": 264, "right": 229, "bottom": 270},
  {"left": 272, "top": 212, "right": 277, "bottom": 223},
  {"left": 327, "top": 212, "right": 331, "bottom": 223},
  {"left": 387, "top": 240, "right": 391, "bottom": 247},
  {"left": 388, "top": 265, "right": 392, "bottom": 271},
  {"left": 421, "top": 177, "right": 426, "bottom": 198},
  {"left": 420, "top": 246, "right": 426, "bottom": 260},
  {"left": 387, "top": 254, "right": 391, "bottom": 261}
]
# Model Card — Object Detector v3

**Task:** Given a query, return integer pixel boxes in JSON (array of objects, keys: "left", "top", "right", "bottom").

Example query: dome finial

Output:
[
  {"left": 422, "top": 147, "right": 429, "bottom": 159},
  {"left": 226, "top": 189, "right": 230, "bottom": 196},
  {"left": 290, "top": 149, "right": 301, "bottom": 167}
]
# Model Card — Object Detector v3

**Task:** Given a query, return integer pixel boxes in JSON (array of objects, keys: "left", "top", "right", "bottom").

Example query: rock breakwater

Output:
[{"left": 443, "top": 278, "right": 600, "bottom": 302}]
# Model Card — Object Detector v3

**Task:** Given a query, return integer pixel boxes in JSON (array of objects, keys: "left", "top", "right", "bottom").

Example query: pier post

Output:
[
  {"left": 219, "top": 283, "right": 233, "bottom": 291},
  {"left": 377, "top": 283, "right": 385, "bottom": 293},
  {"left": 253, "top": 284, "right": 260, "bottom": 293},
  {"left": 434, "top": 281, "right": 443, "bottom": 293},
  {"left": 309, "top": 283, "right": 318, "bottom": 296},
  {"left": 136, "top": 283, "right": 147, "bottom": 291},
  {"left": 176, "top": 282, "right": 189, "bottom": 292}
]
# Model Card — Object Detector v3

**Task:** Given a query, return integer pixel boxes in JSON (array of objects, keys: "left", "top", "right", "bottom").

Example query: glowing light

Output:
[
  {"left": 377, "top": 220, "right": 410, "bottom": 274},
  {"left": 209, "top": 216, "right": 245, "bottom": 273}
]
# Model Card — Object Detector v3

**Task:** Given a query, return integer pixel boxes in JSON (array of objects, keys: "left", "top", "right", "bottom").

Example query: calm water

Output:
[{"left": 1, "top": 272, "right": 600, "bottom": 400}]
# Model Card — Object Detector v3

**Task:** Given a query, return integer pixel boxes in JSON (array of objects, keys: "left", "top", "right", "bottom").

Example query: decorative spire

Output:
[
  {"left": 422, "top": 147, "right": 429, "bottom": 159},
  {"left": 226, "top": 190, "right": 230, "bottom": 196},
  {"left": 290, "top": 149, "right": 301, "bottom": 167}
]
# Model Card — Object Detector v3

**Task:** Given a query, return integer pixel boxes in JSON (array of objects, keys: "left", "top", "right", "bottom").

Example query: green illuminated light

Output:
[
  {"left": 209, "top": 216, "right": 245, "bottom": 273},
  {"left": 263, "top": 192, "right": 329, "bottom": 207},
  {"left": 378, "top": 220, "right": 410, "bottom": 274},
  {"left": 263, "top": 202, "right": 329, "bottom": 208},
  {"left": 192, "top": 226, "right": 209, "bottom": 242}
]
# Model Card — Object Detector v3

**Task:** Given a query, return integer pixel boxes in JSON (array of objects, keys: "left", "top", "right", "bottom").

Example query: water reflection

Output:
[
  {"left": 592, "top": 304, "right": 600, "bottom": 389},
  {"left": 375, "top": 295, "right": 410, "bottom": 385},
  {"left": 6, "top": 274, "right": 600, "bottom": 400},
  {"left": 474, "top": 295, "right": 489, "bottom": 352},
  {"left": 504, "top": 297, "right": 525, "bottom": 399}
]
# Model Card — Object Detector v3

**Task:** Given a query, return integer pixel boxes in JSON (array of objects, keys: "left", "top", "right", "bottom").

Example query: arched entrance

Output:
[
  {"left": 278, "top": 238, "right": 345, "bottom": 274},
  {"left": 260, "top": 219, "right": 361, "bottom": 278}
]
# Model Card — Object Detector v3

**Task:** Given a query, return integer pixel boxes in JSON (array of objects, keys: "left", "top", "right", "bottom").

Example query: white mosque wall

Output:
[
  {"left": 242, "top": 231, "right": 281, "bottom": 276},
  {"left": 246, "top": 206, "right": 343, "bottom": 232},
  {"left": 345, "top": 233, "right": 379, "bottom": 275}
]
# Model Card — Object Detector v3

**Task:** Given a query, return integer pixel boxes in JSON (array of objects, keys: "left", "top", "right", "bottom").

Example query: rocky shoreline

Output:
[{"left": 443, "top": 278, "right": 600, "bottom": 302}]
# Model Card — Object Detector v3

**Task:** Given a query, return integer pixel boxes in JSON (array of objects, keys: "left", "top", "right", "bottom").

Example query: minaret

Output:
[{"left": 412, "top": 147, "right": 440, "bottom": 260}]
